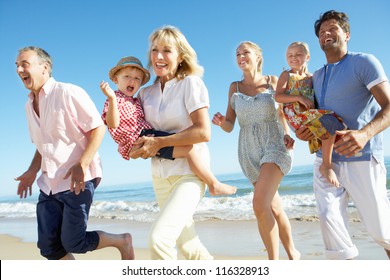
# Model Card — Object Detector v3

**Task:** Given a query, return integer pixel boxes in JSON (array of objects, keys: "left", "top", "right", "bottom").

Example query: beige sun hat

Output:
[{"left": 108, "top": 56, "right": 150, "bottom": 85}]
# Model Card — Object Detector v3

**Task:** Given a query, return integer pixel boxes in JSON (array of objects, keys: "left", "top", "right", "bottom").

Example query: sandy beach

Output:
[{"left": 0, "top": 216, "right": 387, "bottom": 260}]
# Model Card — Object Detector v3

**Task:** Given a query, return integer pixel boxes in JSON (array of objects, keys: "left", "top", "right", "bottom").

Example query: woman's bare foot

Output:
[
  {"left": 319, "top": 164, "right": 340, "bottom": 187},
  {"left": 385, "top": 248, "right": 390, "bottom": 259},
  {"left": 119, "top": 233, "right": 135, "bottom": 260},
  {"left": 289, "top": 249, "right": 301, "bottom": 260},
  {"left": 209, "top": 182, "right": 237, "bottom": 196}
]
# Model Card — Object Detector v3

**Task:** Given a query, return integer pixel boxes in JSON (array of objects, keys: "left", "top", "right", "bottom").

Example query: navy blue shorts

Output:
[
  {"left": 140, "top": 129, "right": 175, "bottom": 160},
  {"left": 36, "top": 179, "right": 100, "bottom": 259}
]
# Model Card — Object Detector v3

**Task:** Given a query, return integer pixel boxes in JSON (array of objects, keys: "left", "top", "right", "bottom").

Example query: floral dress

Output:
[{"left": 283, "top": 73, "right": 346, "bottom": 153}]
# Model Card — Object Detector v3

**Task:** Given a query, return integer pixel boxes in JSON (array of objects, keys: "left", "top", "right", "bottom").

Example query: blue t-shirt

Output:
[{"left": 313, "top": 52, "right": 388, "bottom": 162}]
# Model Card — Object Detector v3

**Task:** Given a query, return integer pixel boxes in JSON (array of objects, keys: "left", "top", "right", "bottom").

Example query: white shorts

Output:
[{"left": 313, "top": 156, "right": 390, "bottom": 259}]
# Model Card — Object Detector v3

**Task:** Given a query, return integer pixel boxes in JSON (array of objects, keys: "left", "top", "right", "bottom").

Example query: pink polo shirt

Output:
[{"left": 25, "top": 78, "right": 103, "bottom": 195}]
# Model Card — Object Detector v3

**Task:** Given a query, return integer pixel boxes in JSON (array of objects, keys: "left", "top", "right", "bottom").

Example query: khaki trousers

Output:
[{"left": 149, "top": 174, "right": 213, "bottom": 260}]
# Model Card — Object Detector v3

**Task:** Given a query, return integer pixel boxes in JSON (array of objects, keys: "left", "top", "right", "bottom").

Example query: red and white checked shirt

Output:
[{"left": 102, "top": 90, "right": 153, "bottom": 160}]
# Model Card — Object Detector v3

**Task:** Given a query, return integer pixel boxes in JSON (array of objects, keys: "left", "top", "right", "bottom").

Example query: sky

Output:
[{"left": 1, "top": 0, "right": 389, "bottom": 197}]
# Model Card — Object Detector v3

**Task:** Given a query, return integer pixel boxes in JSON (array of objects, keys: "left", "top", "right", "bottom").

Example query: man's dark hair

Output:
[{"left": 314, "top": 10, "right": 350, "bottom": 37}]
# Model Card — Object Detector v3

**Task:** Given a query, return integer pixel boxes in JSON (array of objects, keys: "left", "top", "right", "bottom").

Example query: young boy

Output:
[{"left": 101, "top": 56, "right": 236, "bottom": 196}]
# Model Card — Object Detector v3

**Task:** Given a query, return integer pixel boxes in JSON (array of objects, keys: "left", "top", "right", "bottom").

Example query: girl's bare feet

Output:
[
  {"left": 209, "top": 182, "right": 237, "bottom": 196},
  {"left": 320, "top": 164, "right": 340, "bottom": 187}
]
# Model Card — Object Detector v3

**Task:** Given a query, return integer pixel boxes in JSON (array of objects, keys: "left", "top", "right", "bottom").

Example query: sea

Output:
[{"left": 1, "top": 157, "right": 389, "bottom": 223}]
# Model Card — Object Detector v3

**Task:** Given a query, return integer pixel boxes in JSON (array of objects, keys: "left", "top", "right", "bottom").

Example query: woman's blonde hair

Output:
[
  {"left": 147, "top": 25, "right": 204, "bottom": 80},
  {"left": 237, "top": 41, "right": 263, "bottom": 74},
  {"left": 287, "top": 41, "right": 310, "bottom": 73}
]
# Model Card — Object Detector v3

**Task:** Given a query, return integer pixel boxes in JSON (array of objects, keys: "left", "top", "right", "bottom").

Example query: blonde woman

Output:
[
  {"left": 129, "top": 26, "right": 215, "bottom": 260},
  {"left": 212, "top": 41, "right": 300, "bottom": 260}
]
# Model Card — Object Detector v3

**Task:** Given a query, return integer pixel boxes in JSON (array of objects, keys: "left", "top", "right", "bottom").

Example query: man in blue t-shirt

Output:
[{"left": 297, "top": 10, "right": 390, "bottom": 260}]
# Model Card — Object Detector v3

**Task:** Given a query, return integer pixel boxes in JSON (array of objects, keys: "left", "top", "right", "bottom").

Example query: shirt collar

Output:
[
  {"left": 165, "top": 77, "right": 177, "bottom": 88},
  {"left": 324, "top": 52, "right": 349, "bottom": 67},
  {"left": 42, "top": 77, "right": 56, "bottom": 94},
  {"left": 27, "top": 77, "right": 55, "bottom": 100},
  {"left": 116, "top": 90, "right": 136, "bottom": 100},
  {"left": 156, "top": 77, "right": 177, "bottom": 91}
]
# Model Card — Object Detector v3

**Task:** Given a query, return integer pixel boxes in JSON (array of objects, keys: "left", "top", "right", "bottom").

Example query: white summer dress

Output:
[{"left": 230, "top": 80, "right": 292, "bottom": 183}]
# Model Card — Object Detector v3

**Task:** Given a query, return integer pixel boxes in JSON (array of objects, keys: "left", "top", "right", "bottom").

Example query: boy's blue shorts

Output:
[{"left": 140, "top": 129, "right": 175, "bottom": 160}]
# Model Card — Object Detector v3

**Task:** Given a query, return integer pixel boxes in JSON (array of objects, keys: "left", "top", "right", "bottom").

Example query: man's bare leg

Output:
[
  {"left": 96, "top": 231, "right": 134, "bottom": 260},
  {"left": 60, "top": 253, "right": 75, "bottom": 260}
]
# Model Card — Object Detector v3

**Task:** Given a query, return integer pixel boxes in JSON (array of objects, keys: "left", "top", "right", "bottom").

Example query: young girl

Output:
[
  {"left": 275, "top": 42, "right": 346, "bottom": 187},
  {"left": 101, "top": 56, "right": 236, "bottom": 196}
]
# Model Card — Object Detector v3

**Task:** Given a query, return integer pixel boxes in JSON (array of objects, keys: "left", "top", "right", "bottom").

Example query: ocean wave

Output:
[
  {"left": 1, "top": 190, "right": 388, "bottom": 222},
  {"left": 90, "top": 200, "right": 160, "bottom": 222},
  {"left": 0, "top": 202, "right": 36, "bottom": 218},
  {"left": 0, "top": 192, "right": 319, "bottom": 221}
]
